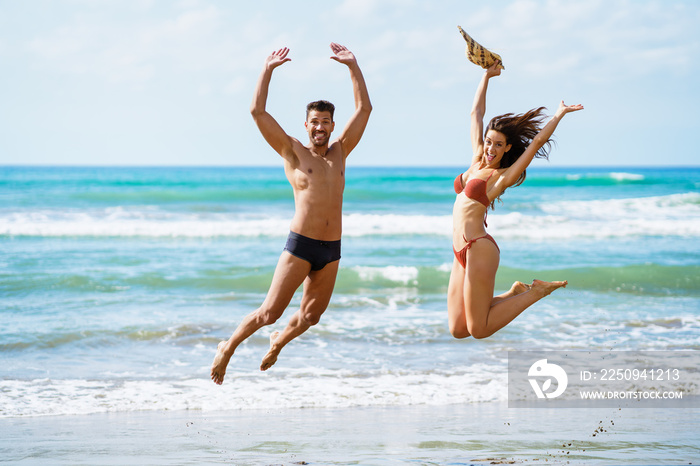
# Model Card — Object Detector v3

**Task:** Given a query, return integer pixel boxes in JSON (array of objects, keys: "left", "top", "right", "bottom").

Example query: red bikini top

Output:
[{"left": 453, "top": 169, "right": 497, "bottom": 207}]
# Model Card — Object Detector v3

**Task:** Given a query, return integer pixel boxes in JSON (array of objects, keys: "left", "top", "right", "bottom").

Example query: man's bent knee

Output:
[
  {"left": 256, "top": 308, "right": 284, "bottom": 326},
  {"left": 301, "top": 309, "right": 324, "bottom": 326}
]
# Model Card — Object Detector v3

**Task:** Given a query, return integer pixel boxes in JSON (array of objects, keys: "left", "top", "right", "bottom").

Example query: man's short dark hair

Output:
[{"left": 306, "top": 100, "right": 335, "bottom": 121}]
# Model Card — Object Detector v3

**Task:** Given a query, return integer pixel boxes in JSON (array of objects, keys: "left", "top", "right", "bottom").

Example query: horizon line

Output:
[{"left": 2, "top": 163, "right": 699, "bottom": 170}]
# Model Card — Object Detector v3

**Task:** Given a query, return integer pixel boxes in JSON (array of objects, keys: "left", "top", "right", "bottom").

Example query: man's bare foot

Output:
[
  {"left": 211, "top": 341, "right": 232, "bottom": 385},
  {"left": 260, "top": 331, "right": 280, "bottom": 372},
  {"left": 531, "top": 279, "right": 568, "bottom": 298}
]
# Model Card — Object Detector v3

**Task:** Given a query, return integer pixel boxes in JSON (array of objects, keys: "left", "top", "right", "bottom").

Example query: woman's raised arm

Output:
[
  {"left": 500, "top": 100, "right": 584, "bottom": 187},
  {"left": 470, "top": 61, "right": 501, "bottom": 166}
]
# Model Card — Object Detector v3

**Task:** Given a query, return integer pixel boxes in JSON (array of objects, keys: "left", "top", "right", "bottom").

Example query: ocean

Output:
[{"left": 1, "top": 165, "right": 699, "bottom": 419}]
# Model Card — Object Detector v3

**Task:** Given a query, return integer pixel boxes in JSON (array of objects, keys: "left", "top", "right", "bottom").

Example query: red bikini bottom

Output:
[{"left": 452, "top": 234, "right": 499, "bottom": 268}]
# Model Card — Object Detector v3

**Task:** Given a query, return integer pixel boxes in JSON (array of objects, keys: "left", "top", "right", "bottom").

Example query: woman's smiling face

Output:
[{"left": 483, "top": 130, "right": 511, "bottom": 167}]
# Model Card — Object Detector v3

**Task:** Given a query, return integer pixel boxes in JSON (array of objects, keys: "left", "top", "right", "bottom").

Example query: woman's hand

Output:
[
  {"left": 485, "top": 60, "right": 502, "bottom": 78},
  {"left": 556, "top": 101, "right": 584, "bottom": 117}
]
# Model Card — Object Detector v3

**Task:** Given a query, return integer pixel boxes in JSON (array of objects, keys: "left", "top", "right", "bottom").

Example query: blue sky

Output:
[{"left": 1, "top": 0, "right": 698, "bottom": 167}]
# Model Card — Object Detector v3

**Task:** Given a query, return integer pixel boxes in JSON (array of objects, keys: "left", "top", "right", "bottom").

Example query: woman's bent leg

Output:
[
  {"left": 479, "top": 279, "right": 568, "bottom": 338},
  {"left": 450, "top": 239, "right": 567, "bottom": 340},
  {"left": 465, "top": 250, "right": 567, "bottom": 339},
  {"left": 491, "top": 281, "right": 530, "bottom": 305},
  {"left": 447, "top": 258, "right": 470, "bottom": 338},
  {"left": 462, "top": 241, "right": 500, "bottom": 339}
]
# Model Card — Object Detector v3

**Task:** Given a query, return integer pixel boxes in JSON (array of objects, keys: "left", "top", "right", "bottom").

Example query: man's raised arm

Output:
[
  {"left": 250, "top": 47, "right": 296, "bottom": 162},
  {"left": 330, "top": 43, "right": 372, "bottom": 156}
]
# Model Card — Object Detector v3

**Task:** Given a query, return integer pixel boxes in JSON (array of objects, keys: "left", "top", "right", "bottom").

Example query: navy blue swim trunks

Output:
[{"left": 284, "top": 231, "right": 341, "bottom": 271}]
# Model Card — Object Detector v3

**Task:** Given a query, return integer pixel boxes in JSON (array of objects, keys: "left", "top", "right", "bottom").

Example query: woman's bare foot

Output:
[
  {"left": 260, "top": 331, "right": 280, "bottom": 372},
  {"left": 211, "top": 341, "right": 232, "bottom": 385},
  {"left": 511, "top": 281, "right": 531, "bottom": 295},
  {"left": 531, "top": 279, "right": 568, "bottom": 298},
  {"left": 492, "top": 280, "right": 532, "bottom": 305}
]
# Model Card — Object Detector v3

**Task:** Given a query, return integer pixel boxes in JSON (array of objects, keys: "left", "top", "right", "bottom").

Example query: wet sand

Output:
[{"left": 2, "top": 402, "right": 698, "bottom": 465}]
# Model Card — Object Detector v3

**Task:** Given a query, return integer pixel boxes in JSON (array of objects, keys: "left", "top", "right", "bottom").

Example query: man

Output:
[{"left": 211, "top": 43, "right": 371, "bottom": 385}]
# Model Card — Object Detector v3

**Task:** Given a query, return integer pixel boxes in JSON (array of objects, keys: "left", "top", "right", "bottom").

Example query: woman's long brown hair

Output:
[{"left": 485, "top": 107, "right": 554, "bottom": 207}]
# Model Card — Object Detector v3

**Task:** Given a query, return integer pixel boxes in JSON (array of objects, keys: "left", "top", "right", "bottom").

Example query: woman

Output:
[{"left": 448, "top": 61, "right": 583, "bottom": 339}]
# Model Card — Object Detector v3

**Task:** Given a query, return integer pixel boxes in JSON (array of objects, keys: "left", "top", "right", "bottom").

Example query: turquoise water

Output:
[{"left": 1, "top": 166, "right": 699, "bottom": 416}]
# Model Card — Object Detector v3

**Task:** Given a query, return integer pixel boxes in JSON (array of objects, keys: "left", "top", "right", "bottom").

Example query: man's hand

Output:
[
  {"left": 328, "top": 42, "right": 371, "bottom": 156},
  {"left": 329, "top": 43, "right": 357, "bottom": 67},
  {"left": 265, "top": 47, "right": 291, "bottom": 71}
]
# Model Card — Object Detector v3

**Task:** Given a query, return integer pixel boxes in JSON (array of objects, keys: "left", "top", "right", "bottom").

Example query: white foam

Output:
[
  {"left": 1, "top": 193, "right": 698, "bottom": 239},
  {"left": 534, "top": 192, "right": 700, "bottom": 239},
  {"left": 343, "top": 213, "right": 451, "bottom": 237},
  {"left": 0, "top": 209, "right": 292, "bottom": 238},
  {"left": 353, "top": 266, "right": 420, "bottom": 285},
  {"left": 0, "top": 365, "right": 506, "bottom": 417},
  {"left": 610, "top": 172, "right": 645, "bottom": 181}
]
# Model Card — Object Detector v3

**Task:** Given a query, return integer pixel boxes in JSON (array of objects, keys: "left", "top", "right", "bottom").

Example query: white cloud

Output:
[
  {"left": 146, "top": 5, "right": 221, "bottom": 39},
  {"left": 332, "top": 0, "right": 417, "bottom": 23},
  {"left": 223, "top": 76, "right": 247, "bottom": 96},
  {"left": 444, "top": 0, "right": 699, "bottom": 86},
  {"left": 3, "top": 0, "right": 699, "bottom": 166},
  {"left": 26, "top": 4, "right": 239, "bottom": 86},
  {"left": 528, "top": 1, "right": 695, "bottom": 79}
]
